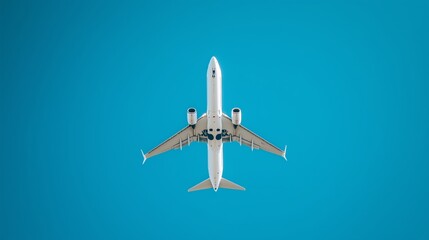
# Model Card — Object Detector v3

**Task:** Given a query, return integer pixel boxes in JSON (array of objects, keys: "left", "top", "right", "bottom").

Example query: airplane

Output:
[{"left": 141, "top": 56, "right": 287, "bottom": 192}]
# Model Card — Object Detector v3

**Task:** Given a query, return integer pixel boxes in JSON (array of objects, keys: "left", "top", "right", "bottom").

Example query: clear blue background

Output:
[{"left": 1, "top": 0, "right": 429, "bottom": 239}]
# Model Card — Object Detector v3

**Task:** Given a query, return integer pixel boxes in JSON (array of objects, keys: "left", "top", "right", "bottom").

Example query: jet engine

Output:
[
  {"left": 187, "top": 108, "right": 197, "bottom": 126},
  {"left": 231, "top": 108, "right": 241, "bottom": 126}
]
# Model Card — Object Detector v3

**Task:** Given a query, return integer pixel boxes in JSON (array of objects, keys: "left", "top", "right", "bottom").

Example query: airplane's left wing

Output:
[
  {"left": 222, "top": 114, "right": 287, "bottom": 159},
  {"left": 141, "top": 114, "right": 207, "bottom": 163}
]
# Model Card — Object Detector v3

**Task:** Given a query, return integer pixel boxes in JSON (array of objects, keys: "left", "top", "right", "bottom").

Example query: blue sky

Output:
[{"left": 1, "top": 0, "right": 429, "bottom": 239}]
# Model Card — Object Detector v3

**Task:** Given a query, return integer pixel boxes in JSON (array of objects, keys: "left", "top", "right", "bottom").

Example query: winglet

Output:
[
  {"left": 283, "top": 145, "right": 288, "bottom": 161},
  {"left": 140, "top": 149, "right": 147, "bottom": 165}
]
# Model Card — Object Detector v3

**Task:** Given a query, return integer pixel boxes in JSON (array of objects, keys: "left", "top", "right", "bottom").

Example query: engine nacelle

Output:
[
  {"left": 187, "top": 108, "right": 197, "bottom": 125},
  {"left": 231, "top": 108, "right": 241, "bottom": 126}
]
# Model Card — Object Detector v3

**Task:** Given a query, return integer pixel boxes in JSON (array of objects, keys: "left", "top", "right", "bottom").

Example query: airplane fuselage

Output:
[{"left": 207, "top": 57, "right": 223, "bottom": 191}]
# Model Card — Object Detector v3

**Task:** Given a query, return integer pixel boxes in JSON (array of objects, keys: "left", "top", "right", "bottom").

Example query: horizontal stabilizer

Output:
[
  {"left": 220, "top": 178, "right": 245, "bottom": 191},
  {"left": 188, "top": 178, "right": 212, "bottom": 192}
]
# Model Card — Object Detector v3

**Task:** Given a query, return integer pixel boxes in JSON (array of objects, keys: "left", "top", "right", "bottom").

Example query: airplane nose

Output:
[
  {"left": 210, "top": 56, "right": 218, "bottom": 66},
  {"left": 208, "top": 56, "right": 219, "bottom": 78}
]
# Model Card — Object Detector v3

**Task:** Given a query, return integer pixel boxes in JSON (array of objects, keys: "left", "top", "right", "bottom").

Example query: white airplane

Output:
[{"left": 141, "top": 56, "right": 287, "bottom": 192}]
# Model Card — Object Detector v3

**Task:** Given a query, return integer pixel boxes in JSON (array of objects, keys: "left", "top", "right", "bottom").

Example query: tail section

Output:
[
  {"left": 220, "top": 178, "right": 245, "bottom": 191},
  {"left": 188, "top": 178, "right": 212, "bottom": 192},
  {"left": 188, "top": 178, "right": 246, "bottom": 192}
]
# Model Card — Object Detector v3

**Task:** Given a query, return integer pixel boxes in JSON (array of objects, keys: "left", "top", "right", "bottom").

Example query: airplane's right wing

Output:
[
  {"left": 222, "top": 114, "right": 287, "bottom": 159},
  {"left": 141, "top": 114, "right": 208, "bottom": 163}
]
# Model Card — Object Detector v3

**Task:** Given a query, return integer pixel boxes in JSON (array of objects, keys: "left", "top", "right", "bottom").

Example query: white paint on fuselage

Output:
[{"left": 207, "top": 57, "right": 223, "bottom": 191}]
